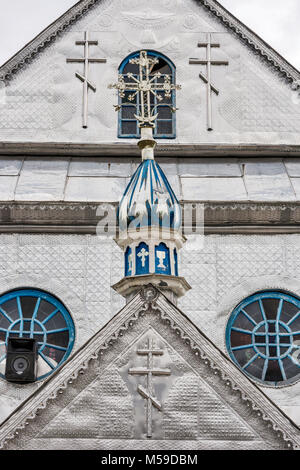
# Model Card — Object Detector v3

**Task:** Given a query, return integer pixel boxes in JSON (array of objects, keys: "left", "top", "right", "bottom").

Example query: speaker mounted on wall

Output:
[{"left": 5, "top": 338, "right": 38, "bottom": 383}]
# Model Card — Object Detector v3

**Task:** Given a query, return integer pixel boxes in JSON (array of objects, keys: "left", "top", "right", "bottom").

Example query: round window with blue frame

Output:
[
  {"left": 226, "top": 291, "right": 300, "bottom": 386},
  {"left": 0, "top": 289, "right": 75, "bottom": 381},
  {"left": 118, "top": 50, "right": 176, "bottom": 139}
]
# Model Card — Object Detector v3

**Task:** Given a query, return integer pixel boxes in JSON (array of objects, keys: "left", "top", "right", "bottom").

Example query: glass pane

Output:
[
  {"left": 243, "top": 301, "right": 263, "bottom": 323},
  {"left": 269, "top": 346, "right": 277, "bottom": 358},
  {"left": 121, "top": 121, "right": 137, "bottom": 135},
  {"left": 157, "top": 107, "right": 172, "bottom": 120},
  {"left": 20, "top": 296, "right": 39, "bottom": 319},
  {"left": 123, "top": 62, "right": 139, "bottom": 74},
  {"left": 156, "top": 120, "right": 172, "bottom": 135},
  {"left": 36, "top": 299, "right": 57, "bottom": 322},
  {"left": 281, "top": 301, "right": 299, "bottom": 324},
  {"left": 0, "top": 316, "right": 10, "bottom": 330},
  {"left": 245, "top": 356, "right": 265, "bottom": 379},
  {"left": 42, "top": 346, "right": 64, "bottom": 365},
  {"left": 121, "top": 106, "right": 136, "bottom": 119},
  {"left": 265, "top": 361, "right": 283, "bottom": 382},
  {"left": 282, "top": 356, "right": 300, "bottom": 379},
  {"left": 45, "top": 311, "right": 66, "bottom": 331},
  {"left": 262, "top": 298, "right": 279, "bottom": 320},
  {"left": 46, "top": 331, "right": 69, "bottom": 349},
  {"left": 1, "top": 298, "right": 19, "bottom": 321},
  {"left": 234, "top": 312, "right": 254, "bottom": 331},
  {"left": 230, "top": 330, "right": 252, "bottom": 348},
  {"left": 233, "top": 348, "right": 255, "bottom": 367},
  {"left": 151, "top": 59, "right": 171, "bottom": 75},
  {"left": 0, "top": 331, "right": 6, "bottom": 342}
]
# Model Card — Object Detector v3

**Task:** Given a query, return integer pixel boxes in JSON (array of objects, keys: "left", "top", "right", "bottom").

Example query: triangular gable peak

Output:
[
  {"left": 0, "top": 285, "right": 299, "bottom": 450},
  {"left": 0, "top": 0, "right": 299, "bottom": 150},
  {"left": 0, "top": 0, "right": 299, "bottom": 85}
]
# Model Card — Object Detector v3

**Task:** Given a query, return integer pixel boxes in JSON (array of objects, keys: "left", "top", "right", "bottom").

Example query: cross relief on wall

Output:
[
  {"left": 128, "top": 336, "right": 171, "bottom": 438},
  {"left": 67, "top": 31, "right": 107, "bottom": 128},
  {"left": 189, "top": 33, "right": 229, "bottom": 131},
  {"left": 65, "top": 31, "right": 229, "bottom": 132}
]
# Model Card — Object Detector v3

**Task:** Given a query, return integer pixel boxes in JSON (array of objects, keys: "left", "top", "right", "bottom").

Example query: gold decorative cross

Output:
[{"left": 109, "top": 50, "right": 181, "bottom": 128}]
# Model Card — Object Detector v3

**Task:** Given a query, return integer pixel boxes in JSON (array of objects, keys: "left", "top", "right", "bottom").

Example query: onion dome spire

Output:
[{"left": 109, "top": 51, "right": 190, "bottom": 303}]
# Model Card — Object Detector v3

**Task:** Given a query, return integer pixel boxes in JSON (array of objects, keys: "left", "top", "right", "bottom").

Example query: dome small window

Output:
[
  {"left": 0, "top": 289, "right": 75, "bottom": 381},
  {"left": 118, "top": 51, "right": 176, "bottom": 139},
  {"left": 226, "top": 291, "right": 300, "bottom": 387}
]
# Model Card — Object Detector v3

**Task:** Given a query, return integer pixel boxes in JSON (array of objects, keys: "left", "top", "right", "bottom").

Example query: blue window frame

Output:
[
  {"left": 0, "top": 289, "right": 75, "bottom": 381},
  {"left": 118, "top": 51, "right": 176, "bottom": 139},
  {"left": 226, "top": 291, "right": 300, "bottom": 387}
]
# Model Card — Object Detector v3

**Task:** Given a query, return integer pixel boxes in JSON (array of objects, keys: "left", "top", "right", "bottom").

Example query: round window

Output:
[
  {"left": 0, "top": 289, "right": 75, "bottom": 380},
  {"left": 226, "top": 291, "right": 300, "bottom": 386}
]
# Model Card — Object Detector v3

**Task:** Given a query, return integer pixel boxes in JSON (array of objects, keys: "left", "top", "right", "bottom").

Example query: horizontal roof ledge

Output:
[{"left": 0, "top": 143, "right": 300, "bottom": 157}]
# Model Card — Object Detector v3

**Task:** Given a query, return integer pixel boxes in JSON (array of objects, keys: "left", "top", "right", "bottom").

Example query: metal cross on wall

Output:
[
  {"left": 129, "top": 338, "right": 171, "bottom": 438},
  {"left": 109, "top": 50, "right": 181, "bottom": 128},
  {"left": 67, "top": 31, "right": 107, "bottom": 128},
  {"left": 189, "top": 33, "right": 229, "bottom": 131}
]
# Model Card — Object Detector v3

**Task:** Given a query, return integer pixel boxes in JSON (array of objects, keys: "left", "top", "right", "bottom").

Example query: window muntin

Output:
[
  {"left": 118, "top": 51, "right": 176, "bottom": 139},
  {"left": 226, "top": 291, "right": 300, "bottom": 387},
  {"left": 0, "top": 289, "right": 75, "bottom": 381}
]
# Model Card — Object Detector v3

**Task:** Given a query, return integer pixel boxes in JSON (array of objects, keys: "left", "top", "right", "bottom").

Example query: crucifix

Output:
[
  {"left": 129, "top": 338, "right": 171, "bottom": 438},
  {"left": 109, "top": 50, "right": 181, "bottom": 128},
  {"left": 189, "top": 33, "right": 229, "bottom": 131},
  {"left": 67, "top": 31, "right": 107, "bottom": 128}
]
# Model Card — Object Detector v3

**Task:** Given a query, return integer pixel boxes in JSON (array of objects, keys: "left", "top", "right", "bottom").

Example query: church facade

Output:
[{"left": 0, "top": 0, "right": 299, "bottom": 450}]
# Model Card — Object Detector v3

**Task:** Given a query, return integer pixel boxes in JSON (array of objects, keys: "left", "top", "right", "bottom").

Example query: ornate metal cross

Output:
[
  {"left": 109, "top": 50, "right": 181, "bottom": 128},
  {"left": 129, "top": 337, "right": 171, "bottom": 438},
  {"left": 67, "top": 31, "right": 107, "bottom": 128},
  {"left": 189, "top": 33, "right": 229, "bottom": 131}
]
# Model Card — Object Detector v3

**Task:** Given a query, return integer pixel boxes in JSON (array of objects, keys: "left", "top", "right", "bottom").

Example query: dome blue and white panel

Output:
[{"left": 118, "top": 159, "right": 181, "bottom": 231}]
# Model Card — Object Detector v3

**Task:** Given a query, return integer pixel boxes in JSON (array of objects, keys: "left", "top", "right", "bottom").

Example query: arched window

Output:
[
  {"left": 0, "top": 289, "right": 75, "bottom": 381},
  {"left": 118, "top": 51, "right": 176, "bottom": 139},
  {"left": 226, "top": 291, "right": 300, "bottom": 387}
]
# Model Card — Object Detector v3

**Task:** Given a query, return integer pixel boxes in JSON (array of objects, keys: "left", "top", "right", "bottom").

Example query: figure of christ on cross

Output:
[
  {"left": 67, "top": 31, "right": 107, "bottom": 128},
  {"left": 189, "top": 33, "right": 229, "bottom": 131},
  {"left": 129, "top": 338, "right": 171, "bottom": 438}
]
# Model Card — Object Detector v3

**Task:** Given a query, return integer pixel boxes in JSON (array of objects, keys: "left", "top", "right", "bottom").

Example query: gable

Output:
[
  {"left": 0, "top": 286, "right": 299, "bottom": 450},
  {"left": 37, "top": 328, "right": 258, "bottom": 443},
  {"left": 0, "top": 0, "right": 299, "bottom": 151}
]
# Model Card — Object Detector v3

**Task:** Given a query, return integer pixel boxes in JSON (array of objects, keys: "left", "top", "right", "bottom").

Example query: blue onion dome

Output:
[{"left": 118, "top": 159, "right": 181, "bottom": 231}]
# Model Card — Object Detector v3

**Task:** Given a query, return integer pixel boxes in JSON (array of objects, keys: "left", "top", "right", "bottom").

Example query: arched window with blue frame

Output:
[
  {"left": 226, "top": 290, "right": 300, "bottom": 387},
  {"left": 0, "top": 288, "right": 75, "bottom": 381},
  {"left": 118, "top": 50, "right": 177, "bottom": 139}
]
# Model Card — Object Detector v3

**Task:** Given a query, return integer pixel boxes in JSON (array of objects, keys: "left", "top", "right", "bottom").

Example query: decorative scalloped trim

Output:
[
  {"left": 0, "top": 0, "right": 99, "bottom": 81},
  {"left": 0, "top": 0, "right": 299, "bottom": 87},
  {"left": 201, "top": 0, "right": 300, "bottom": 88},
  {"left": 0, "top": 202, "right": 298, "bottom": 212},
  {"left": 0, "top": 294, "right": 298, "bottom": 450}
]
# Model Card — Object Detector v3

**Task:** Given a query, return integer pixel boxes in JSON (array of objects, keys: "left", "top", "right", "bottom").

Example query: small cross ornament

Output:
[{"left": 138, "top": 247, "right": 149, "bottom": 267}]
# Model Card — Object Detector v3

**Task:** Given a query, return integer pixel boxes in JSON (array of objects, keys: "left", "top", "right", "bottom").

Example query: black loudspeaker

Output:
[{"left": 5, "top": 338, "right": 38, "bottom": 383}]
